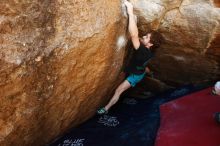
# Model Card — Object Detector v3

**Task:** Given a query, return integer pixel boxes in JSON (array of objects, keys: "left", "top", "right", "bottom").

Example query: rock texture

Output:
[
  {"left": 213, "top": 0, "right": 220, "bottom": 7},
  {"left": 0, "top": 0, "right": 127, "bottom": 146},
  {"left": 1, "top": 0, "right": 220, "bottom": 145},
  {"left": 131, "top": 0, "right": 220, "bottom": 85}
]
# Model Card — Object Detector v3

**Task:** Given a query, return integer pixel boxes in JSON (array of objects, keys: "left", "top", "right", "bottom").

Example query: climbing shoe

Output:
[{"left": 97, "top": 107, "right": 108, "bottom": 115}]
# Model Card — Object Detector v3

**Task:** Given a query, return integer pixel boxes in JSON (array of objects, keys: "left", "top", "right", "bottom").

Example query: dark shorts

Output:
[{"left": 126, "top": 73, "right": 146, "bottom": 87}]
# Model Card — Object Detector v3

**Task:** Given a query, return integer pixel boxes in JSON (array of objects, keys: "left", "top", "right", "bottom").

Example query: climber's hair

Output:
[{"left": 144, "top": 30, "right": 164, "bottom": 53}]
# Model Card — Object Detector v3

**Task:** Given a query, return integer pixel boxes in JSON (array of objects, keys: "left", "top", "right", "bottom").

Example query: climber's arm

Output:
[{"left": 125, "top": 1, "right": 140, "bottom": 50}]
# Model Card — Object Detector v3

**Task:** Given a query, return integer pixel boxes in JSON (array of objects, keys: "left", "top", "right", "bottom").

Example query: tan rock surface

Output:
[
  {"left": 1, "top": 0, "right": 220, "bottom": 145},
  {"left": 0, "top": 0, "right": 127, "bottom": 145}
]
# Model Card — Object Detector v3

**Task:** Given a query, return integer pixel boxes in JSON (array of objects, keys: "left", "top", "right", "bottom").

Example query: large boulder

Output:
[
  {"left": 131, "top": 0, "right": 220, "bottom": 85},
  {"left": 0, "top": 0, "right": 127, "bottom": 145}
]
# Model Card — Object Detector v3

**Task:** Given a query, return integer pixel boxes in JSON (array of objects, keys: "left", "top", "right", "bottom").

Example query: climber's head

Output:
[{"left": 140, "top": 30, "right": 164, "bottom": 53}]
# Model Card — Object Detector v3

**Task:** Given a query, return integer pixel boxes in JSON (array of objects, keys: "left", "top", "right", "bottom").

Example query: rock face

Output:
[
  {"left": 1, "top": 0, "right": 220, "bottom": 145},
  {"left": 0, "top": 0, "right": 127, "bottom": 146},
  {"left": 131, "top": 0, "right": 220, "bottom": 85}
]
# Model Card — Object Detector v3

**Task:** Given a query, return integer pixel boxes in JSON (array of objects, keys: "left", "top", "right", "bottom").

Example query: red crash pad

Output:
[{"left": 156, "top": 87, "right": 220, "bottom": 146}]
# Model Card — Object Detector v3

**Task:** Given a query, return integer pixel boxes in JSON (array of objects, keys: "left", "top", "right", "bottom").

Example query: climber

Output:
[{"left": 97, "top": 0, "right": 163, "bottom": 115}]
